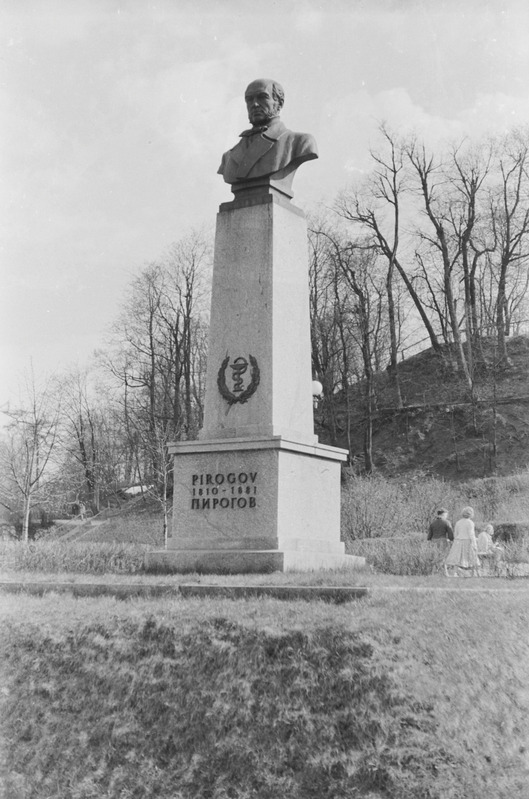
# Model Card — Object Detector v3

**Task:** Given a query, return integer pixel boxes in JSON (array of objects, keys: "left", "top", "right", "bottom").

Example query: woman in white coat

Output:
[{"left": 444, "top": 506, "right": 479, "bottom": 577}]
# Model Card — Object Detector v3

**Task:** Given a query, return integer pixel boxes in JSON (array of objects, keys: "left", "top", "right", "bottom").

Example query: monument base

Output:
[
  {"left": 144, "top": 436, "right": 365, "bottom": 575},
  {"left": 144, "top": 548, "right": 365, "bottom": 574}
]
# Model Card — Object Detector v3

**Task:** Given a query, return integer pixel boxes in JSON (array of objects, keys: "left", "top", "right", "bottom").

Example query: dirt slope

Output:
[{"left": 316, "top": 335, "right": 529, "bottom": 481}]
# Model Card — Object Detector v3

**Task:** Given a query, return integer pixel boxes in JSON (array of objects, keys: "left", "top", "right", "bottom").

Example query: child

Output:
[{"left": 476, "top": 524, "right": 504, "bottom": 575}]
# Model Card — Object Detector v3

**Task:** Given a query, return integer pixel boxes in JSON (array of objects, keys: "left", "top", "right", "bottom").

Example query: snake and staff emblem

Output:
[
  {"left": 217, "top": 354, "right": 260, "bottom": 406},
  {"left": 230, "top": 357, "right": 248, "bottom": 393}
]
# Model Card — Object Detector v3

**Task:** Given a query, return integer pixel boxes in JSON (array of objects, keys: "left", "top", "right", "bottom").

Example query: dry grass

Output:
[
  {"left": 346, "top": 537, "right": 529, "bottom": 576},
  {"left": 0, "top": 541, "right": 150, "bottom": 575},
  {"left": 77, "top": 514, "right": 165, "bottom": 546},
  {"left": 3, "top": 535, "right": 528, "bottom": 581}
]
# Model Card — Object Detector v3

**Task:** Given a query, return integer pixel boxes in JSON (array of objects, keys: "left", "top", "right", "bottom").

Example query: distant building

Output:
[{"left": 122, "top": 485, "right": 153, "bottom": 497}]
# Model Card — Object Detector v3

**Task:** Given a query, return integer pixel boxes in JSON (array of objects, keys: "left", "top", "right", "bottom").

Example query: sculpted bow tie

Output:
[{"left": 240, "top": 125, "right": 269, "bottom": 137}]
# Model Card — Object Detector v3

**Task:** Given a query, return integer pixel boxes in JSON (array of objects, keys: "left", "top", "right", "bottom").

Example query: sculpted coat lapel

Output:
[{"left": 234, "top": 133, "right": 277, "bottom": 179}]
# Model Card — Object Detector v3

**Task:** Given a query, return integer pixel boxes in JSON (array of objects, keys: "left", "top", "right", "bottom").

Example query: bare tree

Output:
[
  {"left": 58, "top": 368, "right": 102, "bottom": 514},
  {"left": 58, "top": 367, "right": 132, "bottom": 514},
  {"left": 313, "top": 225, "right": 388, "bottom": 472},
  {"left": 337, "top": 126, "right": 443, "bottom": 376},
  {"left": 159, "top": 231, "right": 211, "bottom": 440},
  {"left": 448, "top": 139, "right": 495, "bottom": 370},
  {"left": 405, "top": 139, "right": 473, "bottom": 387},
  {"left": 308, "top": 220, "right": 348, "bottom": 445},
  {"left": 0, "top": 370, "right": 61, "bottom": 541},
  {"left": 99, "top": 230, "right": 211, "bottom": 540},
  {"left": 490, "top": 130, "right": 529, "bottom": 364}
]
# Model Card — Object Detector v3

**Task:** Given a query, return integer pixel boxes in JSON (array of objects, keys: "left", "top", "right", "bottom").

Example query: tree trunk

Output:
[
  {"left": 363, "top": 374, "right": 374, "bottom": 474},
  {"left": 22, "top": 494, "right": 31, "bottom": 543},
  {"left": 496, "top": 265, "right": 510, "bottom": 365},
  {"left": 386, "top": 260, "right": 403, "bottom": 407}
]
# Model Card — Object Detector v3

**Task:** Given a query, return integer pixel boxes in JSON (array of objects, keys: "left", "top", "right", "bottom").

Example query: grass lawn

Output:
[
  {"left": 2, "top": 566, "right": 529, "bottom": 590},
  {"left": 1, "top": 582, "right": 528, "bottom": 798}
]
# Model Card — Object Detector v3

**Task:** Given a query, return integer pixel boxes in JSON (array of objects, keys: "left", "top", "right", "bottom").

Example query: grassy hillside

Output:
[
  {"left": 318, "top": 335, "right": 529, "bottom": 480},
  {"left": 48, "top": 495, "right": 167, "bottom": 547}
]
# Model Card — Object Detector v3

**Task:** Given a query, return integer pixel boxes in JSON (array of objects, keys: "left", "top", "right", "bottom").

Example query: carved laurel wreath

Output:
[{"left": 217, "top": 355, "right": 260, "bottom": 406}]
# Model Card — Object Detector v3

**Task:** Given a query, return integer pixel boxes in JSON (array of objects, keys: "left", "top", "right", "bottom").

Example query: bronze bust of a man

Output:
[{"left": 218, "top": 79, "right": 318, "bottom": 192}]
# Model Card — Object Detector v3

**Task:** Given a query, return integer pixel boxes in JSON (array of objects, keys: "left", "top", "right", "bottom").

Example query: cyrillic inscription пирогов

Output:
[{"left": 190, "top": 471, "right": 258, "bottom": 510}]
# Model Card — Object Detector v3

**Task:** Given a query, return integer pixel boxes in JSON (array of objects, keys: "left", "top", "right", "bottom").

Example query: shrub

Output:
[
  {"left": 346, "top": 538, "right": 448, "bottom": 576},
  {"left": 461, "top": 472, "right": 529, "bottom": 520},
  {"left": 493, "top": 522, "right": 529, "bottom": 543},
  {"left": 341, "top": 474, "right": 464, "bottom": 541},
  {"left": 501, "top": 539, "right": 529, "bottom": 565},
  {"left": 341, "top": 474, "right": 401, "bottom": 539},
  {"left": 341, "top": 470, "right": 529, "bottom": 543}
]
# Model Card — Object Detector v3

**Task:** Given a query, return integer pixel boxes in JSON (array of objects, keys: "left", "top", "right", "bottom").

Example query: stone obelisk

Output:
[{"left": 146, "top": 79, "right": 361, "bottom": 573}]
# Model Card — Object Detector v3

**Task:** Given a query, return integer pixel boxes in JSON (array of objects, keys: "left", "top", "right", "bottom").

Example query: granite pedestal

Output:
[{"left": 145, "top": 184, "right": 362, "bottom": 573}]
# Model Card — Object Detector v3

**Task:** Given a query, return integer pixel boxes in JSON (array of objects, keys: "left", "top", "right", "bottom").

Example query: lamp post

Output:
[{"left": 312, "top": 379, "right": 323, "bottom": 409}]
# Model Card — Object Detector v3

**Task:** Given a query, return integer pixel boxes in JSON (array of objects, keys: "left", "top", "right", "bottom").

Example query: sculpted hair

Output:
[{"left": 271, "top": 81, "right": 285, "bottom": 109}]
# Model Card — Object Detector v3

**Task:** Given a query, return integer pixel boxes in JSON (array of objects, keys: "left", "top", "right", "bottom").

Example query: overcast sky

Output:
[{"left": 2, "top": 0, "right": 529, "bottom": 408}]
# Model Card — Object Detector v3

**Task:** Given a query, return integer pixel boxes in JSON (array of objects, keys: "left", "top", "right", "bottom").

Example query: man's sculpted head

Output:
[
  {"left": 244, "top": 79, "right": 285, "bottom": 127},
  {"left": 217, "top": 78, "right": 317, "bottom": 190}
]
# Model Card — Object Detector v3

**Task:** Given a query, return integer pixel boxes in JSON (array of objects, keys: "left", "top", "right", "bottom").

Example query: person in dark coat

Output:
[{"left": 427, "top": 508, "right": 454, "bottom": 542}]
